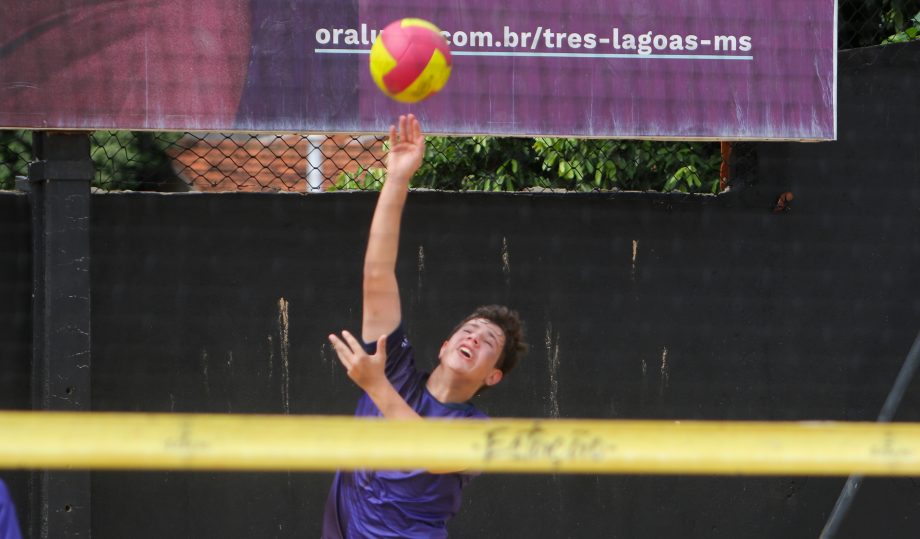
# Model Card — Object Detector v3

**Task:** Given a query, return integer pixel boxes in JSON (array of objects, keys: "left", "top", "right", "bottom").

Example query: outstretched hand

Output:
[
  {"left": 385, "top": 114, "right": 425, "bottom": 184},
  {"left": 328, "top": 331, "right": 388, "bottom": 391}
]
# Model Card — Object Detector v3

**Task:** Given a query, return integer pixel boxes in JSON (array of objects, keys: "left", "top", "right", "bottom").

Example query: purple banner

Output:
[{"left": 1, "top": 1, "right": 836, "bottom": 140}]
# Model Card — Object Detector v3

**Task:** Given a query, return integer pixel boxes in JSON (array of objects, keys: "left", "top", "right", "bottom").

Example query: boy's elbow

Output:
[
  {"left": 363, "top": 259, "right": 392, "bottom": 279},
  {"left": 363, "top": 265, "right": 397, "bottom": 291}
]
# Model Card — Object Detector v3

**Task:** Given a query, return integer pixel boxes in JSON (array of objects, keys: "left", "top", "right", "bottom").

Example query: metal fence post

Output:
[{"left": 28, "top": 132, "right": 93, "bottom": 539}]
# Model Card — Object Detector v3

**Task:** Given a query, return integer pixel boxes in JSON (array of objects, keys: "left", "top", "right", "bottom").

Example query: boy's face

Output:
[{"left": 439, "top": 318, "right": 506, "bottom": 388}]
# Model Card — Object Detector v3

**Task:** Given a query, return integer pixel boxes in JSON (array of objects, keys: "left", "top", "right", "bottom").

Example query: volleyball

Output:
[{"left": 369, "top": 18, "right": 452, "bottom": 103}]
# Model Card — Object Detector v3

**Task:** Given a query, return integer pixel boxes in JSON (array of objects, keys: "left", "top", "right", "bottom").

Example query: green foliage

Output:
[
  {"left": 329, "top": 164, "right": 387, "bottom": 191},
  {"left": 90, "top": 131, "right": 183, "bottom": 190},
  {"left": 661, "top": 144, "right": 724, "bottom": 194},
  {"left": 413, "top": 136, "right": 721, "bottom": 194},
  {"left": 1, "top": 130, "right": 184, "bottom": 191},
  {"left": 838, "top": 0, "right": 920, "bottom": 48},
  {"left": 534, "top": 138, "right": 617, "bottom": 191},
  {"left": 328, "top": 136, "right": 721, "bottom": 194},
  {"left": 883, "top": 10, "right": 920, "bottom": 43},
  {"left": 0, "top": 131, "right": 32, "bottom": 190},
  {"left": 415, "top": 136, "right": 543, "bottom": 191}
]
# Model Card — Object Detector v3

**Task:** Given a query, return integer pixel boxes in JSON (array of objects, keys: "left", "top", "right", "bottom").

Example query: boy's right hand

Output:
[
  {"left": 329, "top": 331, "right": 422, "bottom": 421},
  {"left": 328, "top": 331, "right": 389, "bottom": 392},
  {"left": 385, "top": 114, "right": 425, "bottom": 186}
]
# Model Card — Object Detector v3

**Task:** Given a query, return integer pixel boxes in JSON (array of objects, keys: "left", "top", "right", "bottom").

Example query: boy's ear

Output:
[
  {"left": 484, "top": 369, "right": 503, "bottom": 387},
  {"left": 438, "top": 340, "right": 449, "bottom": 359}
]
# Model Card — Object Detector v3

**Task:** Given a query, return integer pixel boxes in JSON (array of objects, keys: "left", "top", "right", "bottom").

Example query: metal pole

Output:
[
  {"left": 28, "top": 131, "right": 93, "bottom": 539},
  {"left": 819, "top": 328, "right": 920, "bottom": 539}
]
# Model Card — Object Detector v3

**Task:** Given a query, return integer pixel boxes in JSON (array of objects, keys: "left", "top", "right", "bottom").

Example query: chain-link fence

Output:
[
  {"left": 840, "top": 0, "right": 920, "bottom": 48},
  {"left": 1, "top": 128, "right": 726, "bottom": 195},
  {"left": 2, "top": 0, "right": 917, "bottom": 194}
]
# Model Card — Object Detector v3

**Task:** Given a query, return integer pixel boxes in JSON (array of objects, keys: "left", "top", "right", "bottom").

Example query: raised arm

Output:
[{"left": 362, "top": 114, "right": 425, "bottom": 342}]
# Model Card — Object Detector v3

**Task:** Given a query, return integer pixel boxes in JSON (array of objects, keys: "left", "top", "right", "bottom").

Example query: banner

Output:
[{"left": 0, "top": 1, "right": 836, "bottom": 140}]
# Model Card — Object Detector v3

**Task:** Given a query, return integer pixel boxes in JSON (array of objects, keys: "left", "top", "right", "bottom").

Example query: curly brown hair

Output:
[{"left": 450, "top": 305, "right": 528, "bottom": 375}]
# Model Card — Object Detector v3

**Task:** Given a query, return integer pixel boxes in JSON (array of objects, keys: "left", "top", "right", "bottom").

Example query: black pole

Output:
[
  {"left": 28, "top": 132, "right": 93, "bottom": 539},
  {"left": 819, "top": 328, "right": 920, "bottom": 539}
]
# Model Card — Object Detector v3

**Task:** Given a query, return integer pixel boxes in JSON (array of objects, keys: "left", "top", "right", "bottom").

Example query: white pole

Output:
[{"left": 306, "top": 135, "right": 326, "bottom": 192}]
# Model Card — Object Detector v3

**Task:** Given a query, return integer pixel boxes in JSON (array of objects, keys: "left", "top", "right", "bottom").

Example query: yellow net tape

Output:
[{"left": 1, "top": 411, "right": 918, "bottom": 475}]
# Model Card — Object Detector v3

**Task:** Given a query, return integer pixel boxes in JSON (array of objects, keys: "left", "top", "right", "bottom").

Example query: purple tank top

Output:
[
  {"left": 0, "top": 479, "right": 22, "bottom": 539},
  {"left": 322, "top": 326, "right": 487, "bottom": 538}
]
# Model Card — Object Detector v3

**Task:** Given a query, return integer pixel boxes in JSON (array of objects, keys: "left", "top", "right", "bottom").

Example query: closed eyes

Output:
[{"left": 463, "top": 322, "right": 499, "bottom": 348}]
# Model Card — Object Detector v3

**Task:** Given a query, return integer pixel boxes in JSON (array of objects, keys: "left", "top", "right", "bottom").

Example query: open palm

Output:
[{"left": 386, "top": 114, "right": 425, "bottom": 182}]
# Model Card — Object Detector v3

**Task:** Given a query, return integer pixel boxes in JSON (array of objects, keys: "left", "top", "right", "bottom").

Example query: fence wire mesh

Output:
[{"left": 2, "top": 0, "right": 917, "bottom": 194}]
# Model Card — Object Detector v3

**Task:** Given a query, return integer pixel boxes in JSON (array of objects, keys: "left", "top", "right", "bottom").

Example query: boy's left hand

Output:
[
  {"left": 385, "top": 114, "right": 425, "bottom": 185},
  {"left": 329, "top": 331, "right": 388, "bottom": 391}
]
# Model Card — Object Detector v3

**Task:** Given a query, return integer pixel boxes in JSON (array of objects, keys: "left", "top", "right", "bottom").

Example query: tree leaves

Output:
[{"left": 415, "top": 136, "right": 721, "bottom": 193}]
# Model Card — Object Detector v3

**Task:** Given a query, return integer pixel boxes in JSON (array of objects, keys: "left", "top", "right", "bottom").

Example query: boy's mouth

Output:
[{"left": 459, "top": 346, "right": 472, "bottom": 359}]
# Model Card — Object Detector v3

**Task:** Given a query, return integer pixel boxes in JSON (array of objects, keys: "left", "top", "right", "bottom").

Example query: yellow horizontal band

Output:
[{"left": 0, "top": 411, "right": 918, "bottom": 475}]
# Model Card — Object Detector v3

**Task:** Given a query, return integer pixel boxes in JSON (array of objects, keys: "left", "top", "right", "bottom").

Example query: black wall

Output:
[
  {"left": 2, "top": 41, "right": 919, "bottom": 538},
  {"left": 0, "top": 193, "right": 31, "bottom": 411},
  {"left": 0, "top": 192, "right": 32, "bottom": 535}
]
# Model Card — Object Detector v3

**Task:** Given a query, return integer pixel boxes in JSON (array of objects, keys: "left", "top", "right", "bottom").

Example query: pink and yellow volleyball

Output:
[{"left": 369, "top": 19, "right": 452, "bottom": 103}]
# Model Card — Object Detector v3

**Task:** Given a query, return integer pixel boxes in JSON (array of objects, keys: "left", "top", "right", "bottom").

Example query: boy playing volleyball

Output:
[{"left": 322, "top": 114, "right": 527, "bottom": 538}]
